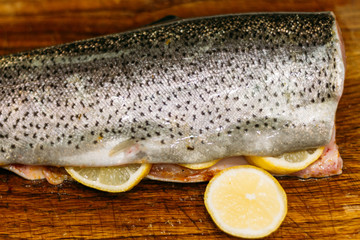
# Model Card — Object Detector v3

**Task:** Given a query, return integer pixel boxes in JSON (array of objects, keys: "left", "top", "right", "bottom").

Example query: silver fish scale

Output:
[{"left": 0, "top": 12, "right": 344, "bottom": 166}]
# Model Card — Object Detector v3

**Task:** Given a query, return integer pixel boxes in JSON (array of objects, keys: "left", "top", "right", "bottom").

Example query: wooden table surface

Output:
[{"left": 0, "top": 0, "right": 359, "bottom": 239}]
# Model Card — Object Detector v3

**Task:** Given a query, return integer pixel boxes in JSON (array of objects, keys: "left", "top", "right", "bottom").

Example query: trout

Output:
[{"left": 0, "top": 12, "right": 345, "bottom": 171}]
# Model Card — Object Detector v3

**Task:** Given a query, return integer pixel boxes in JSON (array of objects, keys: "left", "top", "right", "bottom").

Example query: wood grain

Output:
[{"left": 0, "top": 0, "right": 359, "bottom": 239}]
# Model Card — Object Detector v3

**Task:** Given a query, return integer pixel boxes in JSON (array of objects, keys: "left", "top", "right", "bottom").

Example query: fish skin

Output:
[{"left": 0, "top": 12, "right": 345, "bottom": 166}]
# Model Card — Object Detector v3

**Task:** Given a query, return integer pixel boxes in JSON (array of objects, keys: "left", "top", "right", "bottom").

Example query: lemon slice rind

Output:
[
  {"left": 245, "top": 147, "right": 324, "bottom": 175},
  {"left": 65, "top": 163, "right": 151, "bottom": 193},
  {"left": 204, "top": 165, "right": 287, "bottom": 238}
]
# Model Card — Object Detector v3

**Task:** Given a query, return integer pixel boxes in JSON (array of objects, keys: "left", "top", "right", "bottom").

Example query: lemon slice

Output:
[
  {"left": 65, "top": 163, "right": 151, "bottom": 193},
  {"left": 204, "top": 165, "right": 287, "bottom": 238},
  {"left": 179, "top": 159, "right": 220, "bottom": 170},
  {"left": 245, "top": 147, "right": 324, "bottom": 175}
]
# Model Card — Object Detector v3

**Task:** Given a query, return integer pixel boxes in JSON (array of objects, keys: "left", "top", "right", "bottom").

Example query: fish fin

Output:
[
  {"left": 59, "top": 139, "right": 146, "bottom": 166},
  {"left": 108, "top": 139, "right": 136, "bottom": 157},
  {"left": 146, "top": 15, "right": 181, "bottom": 26}
]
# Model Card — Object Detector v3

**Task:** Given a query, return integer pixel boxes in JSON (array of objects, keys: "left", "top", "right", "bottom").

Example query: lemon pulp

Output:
[
  {"left": 179, "top": 159, "right": 220, "bottom": 170},
  {"left": 204, "top": 165, "right": 287, "bottom": 238},
  {"left": 245, "top": 147, "right": 324, "bottom": 175},
  {"left": 65, "top": 163, "right": 151, "bottom": 193}
]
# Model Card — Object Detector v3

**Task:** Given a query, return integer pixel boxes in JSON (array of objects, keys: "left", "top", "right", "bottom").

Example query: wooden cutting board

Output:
[{"left": 0, "top": 0, "right": 359, "bottom": 239}]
